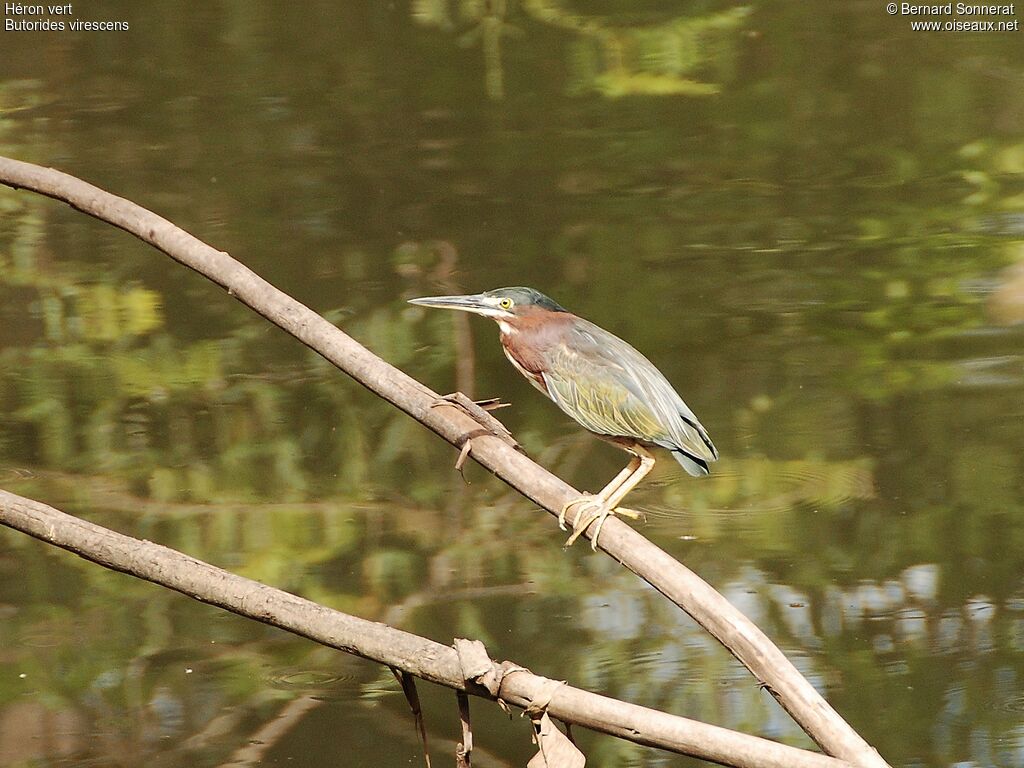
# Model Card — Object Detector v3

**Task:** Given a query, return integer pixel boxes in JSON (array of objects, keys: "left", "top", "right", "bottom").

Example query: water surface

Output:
[{"left": 1, "top": 2, "right": 1024, "bottom": 766}]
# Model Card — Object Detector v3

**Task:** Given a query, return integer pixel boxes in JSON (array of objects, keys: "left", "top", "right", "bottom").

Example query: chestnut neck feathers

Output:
[{"left": 496, "top": 306, "right": 574, "bottom": 390}]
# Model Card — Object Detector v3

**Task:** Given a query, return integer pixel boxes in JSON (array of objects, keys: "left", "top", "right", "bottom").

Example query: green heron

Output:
[{"left": 409, "top": 287, "right": 718, "bottom": 549}]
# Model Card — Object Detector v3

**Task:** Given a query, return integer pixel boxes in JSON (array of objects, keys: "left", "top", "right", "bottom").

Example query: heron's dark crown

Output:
[{"left": 483, "top": 287, "right": 567, "bottom": 313}]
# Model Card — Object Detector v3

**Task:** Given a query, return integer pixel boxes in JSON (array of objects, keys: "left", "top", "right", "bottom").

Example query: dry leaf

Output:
[{"left": 526, "top": 713, "right": 584, "bottom": 768}]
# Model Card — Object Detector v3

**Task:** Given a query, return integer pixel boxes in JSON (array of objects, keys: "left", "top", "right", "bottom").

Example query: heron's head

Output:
[{"left": 408, "top": 287, "right": 567, "bottom": 321}]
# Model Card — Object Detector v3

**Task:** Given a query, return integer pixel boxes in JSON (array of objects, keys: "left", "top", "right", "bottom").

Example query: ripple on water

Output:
[
  {"left": 954, "top": 353, "right": 1024, "bottom": 389},
  {"left": 269, "top": 669, "right": 351, "bottom": 690},
  {"left": 1, "top": 467, "right": 35, "bottom": 480},
  {"left": 640, "top": 457, "right": 874, "bottom": 534},
  {"left": 20, "top": 620, "right": 83, "bottom": 648},
  {"left": 988, "top": 693, "right": 1024, "bottom": 714},
  {"left": 266, "top": 668, "right": 390, "bottom": 702}
]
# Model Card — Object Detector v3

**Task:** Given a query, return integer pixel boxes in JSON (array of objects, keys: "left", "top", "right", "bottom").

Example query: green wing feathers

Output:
[
  {"left": 543, "top": 365, "right": 663, "bottom": 441},
  {"left": 539, "top": 318, "right": 717, "bottom": 467}
]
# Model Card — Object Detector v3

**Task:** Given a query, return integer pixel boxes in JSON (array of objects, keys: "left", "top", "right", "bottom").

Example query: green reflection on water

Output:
[{"left": 2, "top": 1, "right": 1024, "bottom": 766}]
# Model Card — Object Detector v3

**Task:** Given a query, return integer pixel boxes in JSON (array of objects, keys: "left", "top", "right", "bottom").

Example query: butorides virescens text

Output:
[{"left": 409, "top": 287, "right": 718, "bottom": 549}]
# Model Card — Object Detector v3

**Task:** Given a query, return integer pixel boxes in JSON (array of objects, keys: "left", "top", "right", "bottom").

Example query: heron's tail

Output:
[{"left": 672, "top": 449, "right": 710, "bottom": 478}]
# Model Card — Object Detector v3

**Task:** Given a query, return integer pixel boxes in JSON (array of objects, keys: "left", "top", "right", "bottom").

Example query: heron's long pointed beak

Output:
[{"left": 407, "top": 293, "right": 493, "bottom": 315}]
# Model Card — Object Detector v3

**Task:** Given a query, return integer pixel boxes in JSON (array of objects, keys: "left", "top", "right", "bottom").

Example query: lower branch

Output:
[{"left": 0, "top": 488, "right": 846, "bottom": 768}]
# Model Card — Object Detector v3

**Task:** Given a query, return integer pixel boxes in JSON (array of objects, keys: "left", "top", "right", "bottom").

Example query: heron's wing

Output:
[{"left": 539, "top": 318, "right": 717, "bottom": 463}]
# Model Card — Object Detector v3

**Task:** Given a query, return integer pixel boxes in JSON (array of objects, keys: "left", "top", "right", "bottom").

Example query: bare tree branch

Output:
[
  {"left": 1, "top": 488, "right": 846, "bottom": 768},
  {"left": 0, "top": 155, "right": 888, "bottom": 768}
]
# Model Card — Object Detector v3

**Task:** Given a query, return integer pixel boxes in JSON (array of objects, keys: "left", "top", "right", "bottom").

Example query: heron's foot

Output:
[
  {"left": 562, "top": 496, "right": 629, "bottom": 551},
  {"left": 559, "top": 497, "right": 643, "bottom": 537},
  {"left": 559, "top": 494, "right": 597, "bottom": 532}
]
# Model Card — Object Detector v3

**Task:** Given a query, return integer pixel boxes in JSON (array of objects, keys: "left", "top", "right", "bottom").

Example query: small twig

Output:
[
  {"left": 456, "top": 691, "right": 472, "bottom": 768},
  {"left": 431, "top": 392, "right": 522, "bottom": 480},
  {"left": 432, "top": 392, "right": 519, "bottom": 446},
  {"left": 392, "top": 667, "right": 432, "bottom": 768},
  {"left": 472, "top": 397, "right": 511, "bottom": 412}
]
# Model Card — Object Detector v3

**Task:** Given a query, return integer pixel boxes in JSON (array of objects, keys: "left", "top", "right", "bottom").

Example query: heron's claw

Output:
[
  {"left": 560, "top": 495, "right": 629, "bottom": 551},
  {"left": 559, "top": 494, "right": 595, "bottom": 532}
]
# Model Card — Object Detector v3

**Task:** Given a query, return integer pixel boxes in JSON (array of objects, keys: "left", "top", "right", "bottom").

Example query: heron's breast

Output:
[
  {"left": 502, "top": 345, "right": 549, "bottom": 395},
  {"left": 500, "top": 323, "right": 557, "bottom": 396}
]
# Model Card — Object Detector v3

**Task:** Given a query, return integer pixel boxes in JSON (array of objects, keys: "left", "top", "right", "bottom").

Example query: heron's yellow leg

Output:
[
  {"left": 557, "top": 456, "right": 640, "bottom": 531},
  {"left": 563, "top": 446, "right": 656, "bottom": 550}
]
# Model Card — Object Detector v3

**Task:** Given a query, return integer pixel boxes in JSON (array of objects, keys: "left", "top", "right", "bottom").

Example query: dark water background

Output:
[{"left": 2, "top": 1, "right": 1024, "bottom": 765}]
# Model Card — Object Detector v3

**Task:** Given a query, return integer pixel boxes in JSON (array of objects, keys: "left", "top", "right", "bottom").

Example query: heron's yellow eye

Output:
[{"left": 499, "top": 298, "right": 513, "bottom": 310}]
